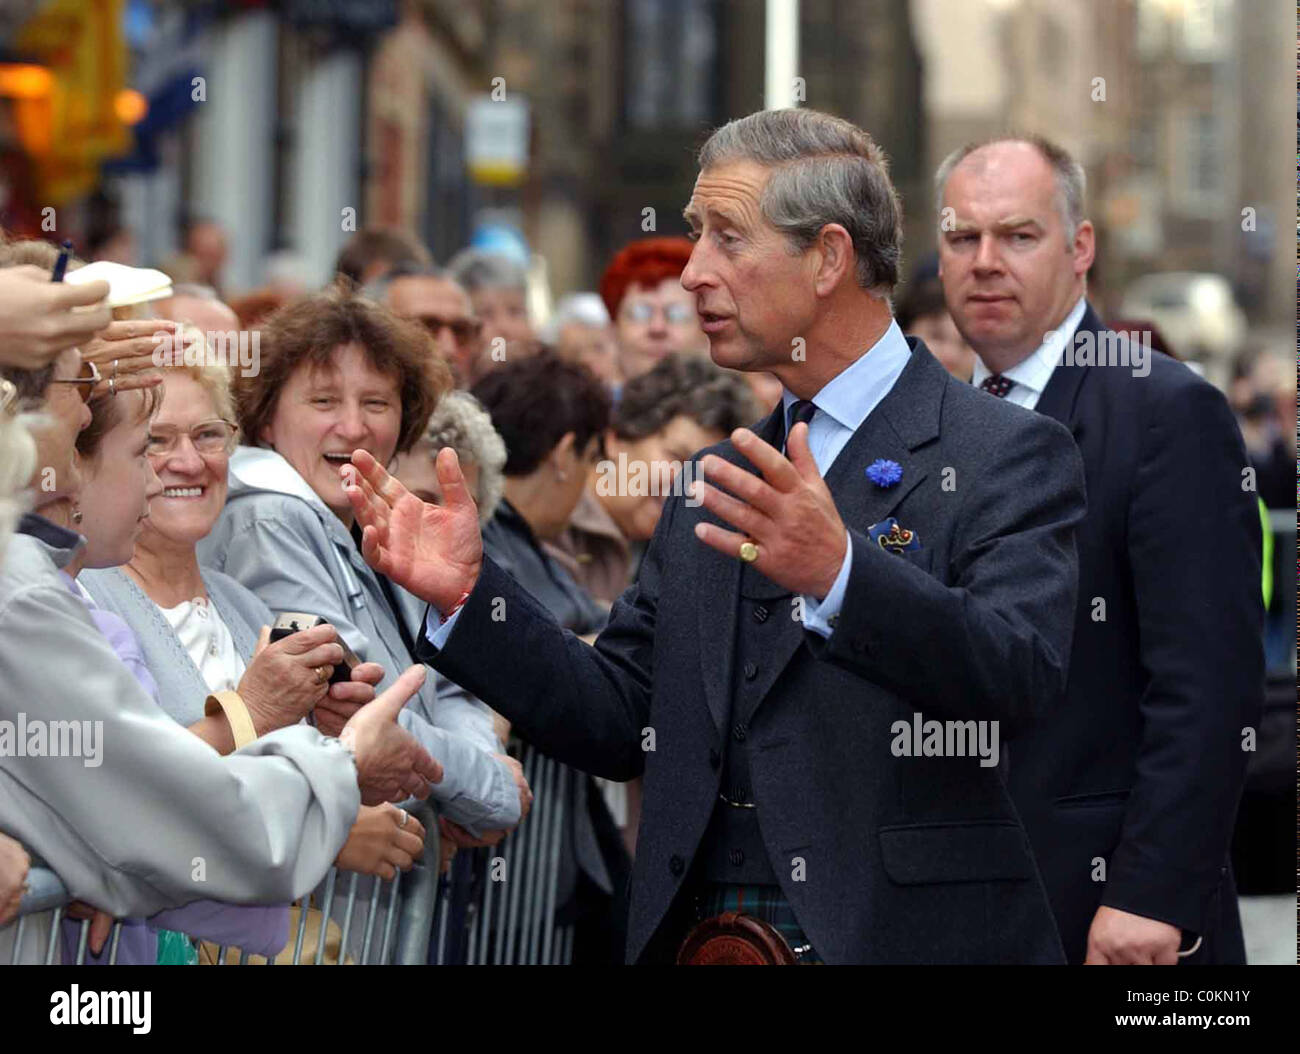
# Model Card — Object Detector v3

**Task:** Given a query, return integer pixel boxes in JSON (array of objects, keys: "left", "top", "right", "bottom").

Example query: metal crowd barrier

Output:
[
  {"left": 8, "top": 741, "right": 602, "bottom": 966},
  {"left": 6, "top": 803, "right": 440, "bottom": 965},
  {"left": 428, "top": 740, "right": 576, "bottom": 965}
]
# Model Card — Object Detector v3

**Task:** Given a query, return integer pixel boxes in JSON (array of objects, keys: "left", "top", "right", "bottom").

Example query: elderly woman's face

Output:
[
  {"left": 471, "top": 286, "right": 533, "bottom": 347},
  {"left": 141, "top": 372, "right": 231, "bottom": 550},
  {"left": 614, "top": 278, "right": 707, "bottom": 381},
  {"left": 602, "top": 414, "right": 723, "bottom": 542},
  {"left": 29, "top": 348, "right": 92, "bottom": 520},
  {"left": 78, "top": 392, "right": 161, "bottom": 568},
  {"left": 393, "top": 441, "right": 482, "bottom": 513},
  {"left": 263, "top": 342, "right": 402, "bottom": 520}
]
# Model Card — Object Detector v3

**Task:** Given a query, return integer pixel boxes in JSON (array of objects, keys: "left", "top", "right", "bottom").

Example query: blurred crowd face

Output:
[
  {"left": 908, "top": 310, "right": 976, "bottom": 382},
  {"left": 393, "top": 441, "right": 482, "bottom": 511},
  {"left": 601, "top": 414, "right": 723, "bottom": 541},
  {"left": 938, "top": 142, "right": 1094, "bottom": 371},
  {"left": 30, "top": 348, "right": 92, "bottom": 519},
  {"left": 386, "top": 276, "right": 482, "bottom": 386},
  {"left": 261, "top": 342, "right": 402, "bottom": 522},
  {"left": 187, "top": 222, "right": 228, "bottom": 288},
  {"left": 141, "top": 372, "right": 234, "bottom": 552},
  {"left": 77, "top": 393, "right": 161, "bottom": 568},
  {"left": 547, "top": 433, "right": 602, "bottom": 535},
  {"left": 614, "top": 277, "right": 707, "bottom": 381},
  {"left": 681, "top": 160, "right": 816, "bottom": 377},
  {"left": 160, "top": 294, "right": 240, "bottom": 336},
  {"left": 557, "top": 322, "right": 621, "bottom": 386},
  {"left": 471, "top": 286, "right": 533, "bottom": 348}
]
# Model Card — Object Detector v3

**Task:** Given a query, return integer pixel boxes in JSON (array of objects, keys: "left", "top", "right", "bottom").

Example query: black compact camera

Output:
[{"left": 269, "top": 612, "right": 361, "bottom": 686}]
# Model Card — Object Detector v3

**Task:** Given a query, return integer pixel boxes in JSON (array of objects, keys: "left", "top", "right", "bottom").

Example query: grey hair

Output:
[
  {"left": 0, "top": 400, "right": 36, "bottom": 564},
  {"left": 419, "top": 390, "right": 507, "bottom": 526},
  {"left": 934, "top": 133, "right": 1087, "bottom": 241},
  {"left": 540, "top": 292, "right": 610, "bottom": 344},
  {"left": 697, "top": 109, "right": 903, "bottom": 295},
  {"left": 447, "top": 248, "right": 528, "bottom": 294}
]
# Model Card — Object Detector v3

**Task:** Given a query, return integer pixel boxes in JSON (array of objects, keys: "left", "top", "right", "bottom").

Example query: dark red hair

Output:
[{"left": 599, "top": 237, "right": 694, "bottom": 319}]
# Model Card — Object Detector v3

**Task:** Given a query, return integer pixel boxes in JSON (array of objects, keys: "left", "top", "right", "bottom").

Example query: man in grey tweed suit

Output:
[{"left": 348, "top": 108, "right": 1087, "bottom": 963}]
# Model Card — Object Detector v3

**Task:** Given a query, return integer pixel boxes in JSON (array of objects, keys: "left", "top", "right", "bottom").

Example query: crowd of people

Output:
[{"left": 0, "top": 105, "right": 1287, "bottom": 966}]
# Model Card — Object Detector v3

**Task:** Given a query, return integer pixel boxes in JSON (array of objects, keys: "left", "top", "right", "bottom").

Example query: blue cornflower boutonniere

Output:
[{"left": 865, "top": 458, "right": 903, "bottom": 488}]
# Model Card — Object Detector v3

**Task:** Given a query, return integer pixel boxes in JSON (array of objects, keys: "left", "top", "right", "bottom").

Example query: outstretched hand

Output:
[{"left": 343, "top": 448, "right": 483, "bottom": 615}]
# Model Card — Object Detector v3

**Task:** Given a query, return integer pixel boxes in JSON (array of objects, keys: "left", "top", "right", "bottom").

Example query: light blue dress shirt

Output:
[
  {"left": 779, "top": 320, "right": 912, "bottom": 637},
  {"left": 427, "top": 321, "right": 913, "bottom": 648}
]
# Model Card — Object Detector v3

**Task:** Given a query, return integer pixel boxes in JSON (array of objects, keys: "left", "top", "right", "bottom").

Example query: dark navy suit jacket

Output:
[
  {"left": 421, "top": 342, "right": 1087, "bottom": 963},
  {"left": 1007, "top": 304, "right": 1263, "bottom": 963}
]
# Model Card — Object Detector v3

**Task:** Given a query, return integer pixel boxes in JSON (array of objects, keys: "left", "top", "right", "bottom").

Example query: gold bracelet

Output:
[{"left": 205, "top": 691, "right": 257, "bottom": 749}]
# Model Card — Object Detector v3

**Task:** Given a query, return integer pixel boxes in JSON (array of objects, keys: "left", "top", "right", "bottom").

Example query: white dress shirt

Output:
[{"left": 969, "top": 296, "right": 1086, "bottom": 412}]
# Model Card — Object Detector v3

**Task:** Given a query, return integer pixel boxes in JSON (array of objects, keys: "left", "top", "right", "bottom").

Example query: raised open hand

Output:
[{"left": 343, "top": 447, "right": 483, "bottom": 615}]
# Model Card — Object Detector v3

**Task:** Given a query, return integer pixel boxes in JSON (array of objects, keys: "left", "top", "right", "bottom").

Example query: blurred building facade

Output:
[
  {"left": 915, "top": 0, "right": 1293, "bottom": 343},
  {"left": 0, "top": 0, "right": 1290, "bottom": 344}
]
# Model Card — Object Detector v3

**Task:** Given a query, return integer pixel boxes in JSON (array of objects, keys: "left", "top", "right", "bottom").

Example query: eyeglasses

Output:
[
  {"left": 417, "top": 315, "right": 483, "bottom": 344},
  {"left": 146, "top": 419, "right": 238, "bottom": 457},
  {"left": 622, "top": 301, "right": 695, "bottom": 325},
  {"left": 50, "top": 359, "right": 101, "bottom": 404}
]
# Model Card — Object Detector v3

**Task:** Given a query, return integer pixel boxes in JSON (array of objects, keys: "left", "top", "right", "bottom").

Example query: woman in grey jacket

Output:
[
  {"left": 0, "top": 345, "right": 439, "bottom": 962},
  {"left": 77, "top": 361, "right": 427, "bottom": 882},
  {"left": 199, "top": 289, "right": 528, "bottom": 837}
]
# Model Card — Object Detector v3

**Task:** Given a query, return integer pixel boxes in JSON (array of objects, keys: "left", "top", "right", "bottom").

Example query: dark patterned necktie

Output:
[
  {"left": 979, "top": 374, "right": 1015, "bottom": 399},
  {"left": 784, "top": 398, "right": 817, "bottom": 452}
]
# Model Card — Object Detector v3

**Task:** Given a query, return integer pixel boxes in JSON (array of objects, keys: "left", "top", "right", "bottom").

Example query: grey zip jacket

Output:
[{"left": 199, "top": 446, "right": 517, "bottom": 835}]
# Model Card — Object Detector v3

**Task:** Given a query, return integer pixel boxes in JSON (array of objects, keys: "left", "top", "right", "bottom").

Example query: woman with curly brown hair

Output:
[{"left": 199, "top": 288, "right": 529, "bottom": 840}]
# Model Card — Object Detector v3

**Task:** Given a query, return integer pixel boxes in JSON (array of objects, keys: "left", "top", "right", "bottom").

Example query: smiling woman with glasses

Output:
[{"left": 146, "top": 418, "right": 238, "bottom": 457}]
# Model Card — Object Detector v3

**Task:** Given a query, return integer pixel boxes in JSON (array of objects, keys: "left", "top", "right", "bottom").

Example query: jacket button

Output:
[
  {"left": 669, "top": 854, "right": 685, "bottom": 877},
  {"left": 743, "top": 661, "right": 758, "bottom": 680},
  {"left": 729, "top": 848, "right": 745, "bottom": 867},
  {"left": 752, "top": 605, "right": 769, "bottom": 623},
  {"left": 732, "top": 723, "right": 747, "bottom": 743},
  {"left": 709, "top": 748, "right": 721, "bottom": 770}
]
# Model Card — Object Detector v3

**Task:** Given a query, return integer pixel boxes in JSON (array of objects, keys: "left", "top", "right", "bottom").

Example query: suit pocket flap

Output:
[{"left": 879, "top": 822, "right": 1035, "bottom": 884}]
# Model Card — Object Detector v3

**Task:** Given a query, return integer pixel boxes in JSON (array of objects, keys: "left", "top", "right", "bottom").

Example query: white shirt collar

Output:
[
  {"left": 780, "top": 319, "right": 912, "bottom": 432},
  {"left": 972, "top": 296, "right": 1087, "bottom": 398}
]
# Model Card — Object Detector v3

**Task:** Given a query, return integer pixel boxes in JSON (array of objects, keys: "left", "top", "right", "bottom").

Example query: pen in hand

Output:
[{"left": 50, "top": 239, "right": 72, "bottom": 283}]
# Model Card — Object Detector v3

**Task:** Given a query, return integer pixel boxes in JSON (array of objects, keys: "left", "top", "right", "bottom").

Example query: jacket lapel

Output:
[
  {"left": 695, "top": 402, "right": 785, "bottom": 734},
  {"left": 695, "top": 342, "right": 948, "bottom": 731},
  {"left": 1034, "top": 302, "right": 1104, "bottom": 435}
]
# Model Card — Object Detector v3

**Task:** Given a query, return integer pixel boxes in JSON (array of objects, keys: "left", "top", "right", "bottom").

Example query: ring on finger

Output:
[
  {"left": 111, "top": 358, "right": 119, "bottom": 379},
  {"left": 312, "top": 665, "right": 330, "bottom": 684},
  {"left": 398, "top": 808, "right": 409, "bottom": 829}
]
